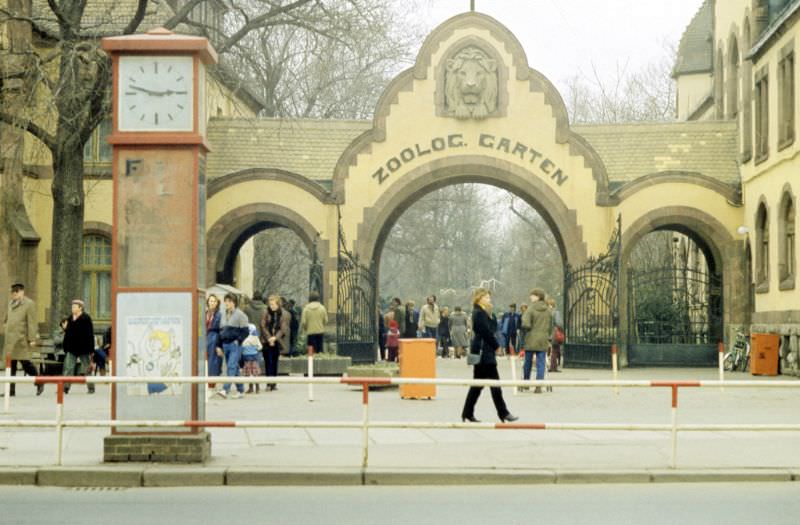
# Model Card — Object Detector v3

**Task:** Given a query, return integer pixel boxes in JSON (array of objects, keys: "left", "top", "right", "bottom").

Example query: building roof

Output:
[
  {"left": 573, "top": 120, "right": 740, "bottom": 189},
  {"left": 207, "top": 118, "right": 740, "bottom": 192},
  {"left": 672, "top": 0, "right": 714, "bottom": 77},
  {"left": 205, "top": 118, "right": 371, "bottom": 182},
  {"left": 30, "top": 0, "right": 266, "bottom": 114}
]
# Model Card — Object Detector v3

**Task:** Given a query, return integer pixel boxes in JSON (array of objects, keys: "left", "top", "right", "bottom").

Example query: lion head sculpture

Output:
[{"left": 444, "top": 46, "right": 498, "bottom": 120}]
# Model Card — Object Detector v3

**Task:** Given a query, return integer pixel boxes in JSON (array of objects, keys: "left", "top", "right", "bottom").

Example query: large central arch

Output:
[{"left": 355, "top": 155, "right": 587, "bottom": 268}]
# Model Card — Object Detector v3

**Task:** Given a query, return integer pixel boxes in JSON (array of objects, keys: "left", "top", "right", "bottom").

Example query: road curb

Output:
[
  {"left": 225, "top": 467, "right": 363, "bottom": 486},
  {"left": 37, "top": 467, "right": 144, "bottom": 487},
  {"left": 1, "top": 467, "right": 797, "bottom": 487},
  {"left": 364, "top": 468, "right": 556, "bottom": 485},
  {"left": 0, "top": 468, "right": 37, "bottom": 485}
]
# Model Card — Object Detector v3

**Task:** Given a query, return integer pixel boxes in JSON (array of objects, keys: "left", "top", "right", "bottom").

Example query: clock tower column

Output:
[{"left": 100, "top": 29, "right": 216, "bottom": 462}]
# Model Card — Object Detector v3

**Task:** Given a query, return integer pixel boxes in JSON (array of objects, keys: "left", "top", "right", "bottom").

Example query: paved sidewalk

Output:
[{"left": 1, "top": 360, "right": 799, "bottom": 485}]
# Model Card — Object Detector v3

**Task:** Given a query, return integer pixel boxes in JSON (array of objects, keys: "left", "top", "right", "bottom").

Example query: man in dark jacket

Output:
[
  {"left": 502, "top": 303, "right": 520, "bottom": 354},
  {"left": 62, "top": 299, "right": 95, "bottom": 394}
]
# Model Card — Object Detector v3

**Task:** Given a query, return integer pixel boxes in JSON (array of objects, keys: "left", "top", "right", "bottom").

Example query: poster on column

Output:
[
  {"left": 123, "top": 315, "right": 183, "bottom": 396},
  {"left": 115, "top": 292, "right": 194, "bottom": 430}
]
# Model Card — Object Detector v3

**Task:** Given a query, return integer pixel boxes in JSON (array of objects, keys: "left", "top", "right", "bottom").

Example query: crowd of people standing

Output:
[
  {"left": 378, "top": 292, "right": 564, "bottom": 378},
  {"left": 204, "top": 290, "right": 327, "bottom": 399}
]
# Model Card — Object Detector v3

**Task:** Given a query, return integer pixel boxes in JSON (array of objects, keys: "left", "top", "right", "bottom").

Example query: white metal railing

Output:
[{"left": 1, "top": 372, "right": 799, "bottom": 469}]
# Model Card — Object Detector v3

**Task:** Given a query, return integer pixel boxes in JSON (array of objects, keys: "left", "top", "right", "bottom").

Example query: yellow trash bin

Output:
[{"left": 399, "top": 338, "right": 436, "bottom": 399}]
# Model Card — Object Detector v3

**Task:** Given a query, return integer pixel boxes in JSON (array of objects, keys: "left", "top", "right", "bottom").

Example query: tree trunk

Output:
[
  {"left": 49, "top": 147, "right": 85, "bottom": 335},
  {"left": 49, "top": 42, "right": 88, "bottom": 335}
]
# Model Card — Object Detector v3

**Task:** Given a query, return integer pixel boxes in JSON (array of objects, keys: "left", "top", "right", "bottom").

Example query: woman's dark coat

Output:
[{"left": 470, "top": 306, "right": 499, "bottom": 365}]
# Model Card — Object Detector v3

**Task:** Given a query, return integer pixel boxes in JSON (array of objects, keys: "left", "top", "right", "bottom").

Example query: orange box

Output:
[
  {"left": 398, "top": 338, "right": 436, "bottom": 399},
  {"left": 750, "top": 333, "right": 780, "bottom": 376}
]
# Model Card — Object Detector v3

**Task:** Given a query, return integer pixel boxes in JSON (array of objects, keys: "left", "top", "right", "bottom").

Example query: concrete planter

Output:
[
  {"left": 280, "top": 355, "right": 352, "bottom": 376},
  {"left": 345, "top": 364, "right": 399, "bottom": 389}
]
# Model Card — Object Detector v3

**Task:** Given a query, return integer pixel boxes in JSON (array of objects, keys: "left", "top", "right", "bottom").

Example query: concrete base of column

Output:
[{"left": 103, "top": 432, "right": 211, "bottom": 463}]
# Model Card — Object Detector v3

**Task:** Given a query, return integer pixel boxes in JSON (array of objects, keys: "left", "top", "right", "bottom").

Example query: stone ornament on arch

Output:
[{"left": 436, "top": 38, "right": 508, "bottom": 119}]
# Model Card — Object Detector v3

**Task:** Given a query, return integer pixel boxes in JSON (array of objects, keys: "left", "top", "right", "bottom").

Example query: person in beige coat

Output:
[
  {"left": 2, "top": 283, "right": 42, "bottom": 396},
  {"left": 300, "top": 291, "right": 327, "bottom": 355}
]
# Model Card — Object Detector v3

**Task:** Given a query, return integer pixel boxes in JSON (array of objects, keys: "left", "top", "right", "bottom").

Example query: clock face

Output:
[{"left": 118, "top": 55, "right": 194, "bottom": 132}]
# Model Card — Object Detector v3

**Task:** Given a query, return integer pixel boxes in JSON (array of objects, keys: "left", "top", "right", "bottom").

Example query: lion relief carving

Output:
[{"left": 444, "top": 46, "right": 498, "bottom": 120}]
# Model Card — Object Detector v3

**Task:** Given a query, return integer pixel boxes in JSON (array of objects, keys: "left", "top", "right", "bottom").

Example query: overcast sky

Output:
[{"left": 421, "top": 0, "right": 705, "bottom": 92}]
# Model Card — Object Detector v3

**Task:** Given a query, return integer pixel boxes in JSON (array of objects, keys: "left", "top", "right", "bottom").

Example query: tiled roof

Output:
[
  {"left": 673, "top": 0, "right": 713, "bottom": 76},
  {"left": 573, "top": 120, "right": 740, "bottom": 187},
  {"left": 206, "top": 118, "right": 740, "bottom": 188},
  {"left": 205, "top": 118, "right": 371, "bottom": 181},
  {"left": 32, "top": 0, "right": 182, "bottom": 38}
]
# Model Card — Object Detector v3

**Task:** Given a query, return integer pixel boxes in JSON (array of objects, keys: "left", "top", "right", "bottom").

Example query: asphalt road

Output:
[{"left": 2, "top": 483, "right": 799, "bottom": 525}]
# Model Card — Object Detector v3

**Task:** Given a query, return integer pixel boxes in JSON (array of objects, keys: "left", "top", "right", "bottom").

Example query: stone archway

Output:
[
  {"left": 619, "top": 206, "right": 745, "bottom": 366},
  {"left": 206, "top": 202, "right": 327, "bottom": 290}
]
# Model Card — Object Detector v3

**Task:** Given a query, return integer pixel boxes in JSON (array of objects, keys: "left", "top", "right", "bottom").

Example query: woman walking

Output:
[
  {"left": 205, "top": 294, "right": 222, "bottom": 390},
  {"left": 449, "top": 306, "right": 469, "bottom": 359},
  {"left": 261, "top": 294, "right": 290, "bottom": 391},
  {"left": 461, "top": 288, "right": 517, "bottom": 423}
]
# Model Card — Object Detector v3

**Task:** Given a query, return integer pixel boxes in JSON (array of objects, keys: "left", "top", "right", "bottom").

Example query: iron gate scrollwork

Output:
[
  {"left": 563, "top": 215, "right": 621, "bottom": 368},
  {"left": 336, "top": 220, "right": 377, "bottom": 364},
  {"left": 309, "top": 238, "right": 324, "bottom": 302},
  {"left": 627, "top": 266, "right": 722, "bottom": 367}
]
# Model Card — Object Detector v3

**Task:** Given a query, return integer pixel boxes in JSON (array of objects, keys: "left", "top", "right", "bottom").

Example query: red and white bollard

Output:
[
  {"left": 718, "top": 341, "right": 725, "bottom": 389},
  {"left": 508, "top": 344, "right": 518, "bottom": 395},
  {"left": 307, "top": 345, "right": 314, "bottom": 402},
  {"left": 611, "top": 344, "right": 619, "bottom": 395},
  {"left": 3, "top": 355, "right": 10, "bottom": 413}
]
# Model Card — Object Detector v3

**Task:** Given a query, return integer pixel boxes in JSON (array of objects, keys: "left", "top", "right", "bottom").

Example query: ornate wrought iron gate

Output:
[
  {"left": 563, "top": 216, "right": 621, "bottom": 368},
  {"left": 336, "top": 222, "right": 377, "bottom": 364},
  {"left": 627, "top": 266, "right": 722, "bottom": 367},
  {"left": 308, "top": 239, "right": 324, "bottom": 302}
]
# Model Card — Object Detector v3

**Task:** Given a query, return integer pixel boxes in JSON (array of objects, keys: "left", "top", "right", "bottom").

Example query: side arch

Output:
[
  {"left": 619, "top": 206, "right": 747, "bottom": 362},
  {"left": 206, "top": 202, "right": 326, "bottom": 288}
]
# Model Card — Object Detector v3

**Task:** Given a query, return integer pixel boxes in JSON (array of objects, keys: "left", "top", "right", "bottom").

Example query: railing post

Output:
[
  {"left": 361, "top": 383, "right": 369, "bottom": 469},
  {"left": 4, "top": 354, "right": 10, "bottom": 413},
  {"left": 508, "top": 345, "right": 518, "bottom": 395},
  {"left": 307, "top": 345, "right": 315, "bottom": 402},
  {"left": 670, "top": 384, "right": 678, "bottom": 469},
  {"left": 611, "top": 344, "right": 619, "bottom": 395},
  {"left": 55, "top": 380, "right": 64, "bottom": 466},
  {"left": 718, "top": 341, "right": 725, "bottom": 390}
]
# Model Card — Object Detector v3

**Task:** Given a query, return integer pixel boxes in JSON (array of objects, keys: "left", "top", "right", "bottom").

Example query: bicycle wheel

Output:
[{"left": 723, "top": 353, "right": 735, "bottom": 371}]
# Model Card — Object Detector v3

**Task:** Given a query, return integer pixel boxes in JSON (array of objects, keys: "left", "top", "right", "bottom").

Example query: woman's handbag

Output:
[
  {"left": 466, "top": 351, "right": 481, "bottom": 366},
  {"left": 552, "top": 325, "right": 565, "bottom": 345}
]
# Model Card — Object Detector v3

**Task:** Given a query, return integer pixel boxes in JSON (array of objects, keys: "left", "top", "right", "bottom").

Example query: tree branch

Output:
[
  {"left": 0, "top": 111, "right": 56, "bottom": 150},
  {"left": 123, "top": 0, "right": 149, "bottom": 35}
]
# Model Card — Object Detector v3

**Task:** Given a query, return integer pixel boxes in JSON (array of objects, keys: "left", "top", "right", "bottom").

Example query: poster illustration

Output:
[{"left": 124, "top": 315, "right": 184, "bottom": 396}]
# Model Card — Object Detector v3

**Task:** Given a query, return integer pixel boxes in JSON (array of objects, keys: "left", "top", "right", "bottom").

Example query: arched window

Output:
[
  {"left": 728, "top": 36, "right": 740, "bottom": 119},
  {"left": 82, "top": 235, "right": 112, "bottom": 320},
  {"left": 779, "top": 190, "right": 796, "bottom": 289},
  {"left": 742, "top": 19, "right": 753, "bottom": 160},
  {"left": 755, "top": 202, "right": 770, "bottom": 292}
]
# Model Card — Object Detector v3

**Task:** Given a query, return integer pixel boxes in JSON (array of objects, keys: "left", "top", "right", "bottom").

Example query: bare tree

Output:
[
  {"left": 252, "top": 228, "right": 310, "bottom": 301},
  {"left": 0, "top": 0, "right": 421, "bottom": 333},
  {"left": 565, "top": 42, "right": 677, "bottom": 124}
]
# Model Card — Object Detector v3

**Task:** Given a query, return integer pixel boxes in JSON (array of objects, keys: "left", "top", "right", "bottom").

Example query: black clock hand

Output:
[{"left": 129, "top": 85, "right": 167, "bottom": 96}]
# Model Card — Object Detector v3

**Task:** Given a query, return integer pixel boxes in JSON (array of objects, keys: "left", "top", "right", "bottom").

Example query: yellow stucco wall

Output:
[
  {"left": 676, "top": 73, "right": 713, "bottom": 120},
  {"left": 743, "top": 161, "right": 800, "bottom": 312},
  {"left": 615, "top": 182, "right": 742, "bottom": 239}
]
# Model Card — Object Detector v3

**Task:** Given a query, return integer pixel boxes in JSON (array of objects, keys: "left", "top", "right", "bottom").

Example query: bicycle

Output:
[{"left": 723, "top": 332, "right": 750, "bottom": 372}]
